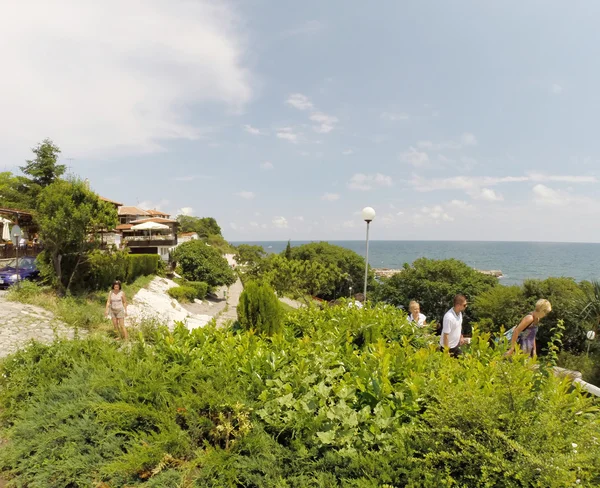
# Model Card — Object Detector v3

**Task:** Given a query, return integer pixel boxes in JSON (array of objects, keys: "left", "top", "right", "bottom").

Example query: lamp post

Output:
[
  {"left": 587, "top": 330, "right": 596, "bottom": 357},
  {"left": 11, "top": 223, "right": 21, "bottom": 288},
  {"left": 361, "top": 207, "right": 376, "bottom": 301}
]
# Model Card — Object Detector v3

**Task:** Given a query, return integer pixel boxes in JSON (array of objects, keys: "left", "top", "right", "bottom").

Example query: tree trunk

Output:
[
  {"left": 52, "top": 252, "right": 64, "bottom": 295},
  {"left": 65, "top": 252, "right": 83, "bottom": 295}
]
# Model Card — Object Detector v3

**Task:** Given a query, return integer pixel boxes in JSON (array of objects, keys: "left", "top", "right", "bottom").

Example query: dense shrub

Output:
[
  {"left": 0, "top": 306, "right": 599, "bottom": 486},
  {"left": 167, "top": 285, "right": 197, "bottom": 303},
  {"left": 128, "top": 255, "right": 159, "bottom": 282},
  {"left": 171, "top": 240, "right": 235, "bottom": 287},
  {"left": 87, "top": 249, "right": 130, "bottom": 290},
  {"left": 287, "top": 242, "right": 374, "bottom": 300},
  {"left": 186, "top": 281, "right": 208, "bottom": 299},
  {"left": 237, "top": 281, "right": 282, "bottom": 335},
  {"left": 375, "top": 258, "right": 499, "bottom": 333}
]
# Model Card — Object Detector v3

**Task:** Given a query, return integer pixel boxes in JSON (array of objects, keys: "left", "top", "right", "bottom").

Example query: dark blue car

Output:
[{"left": 0, "top": 256, "right": 40, "bottom": 288}]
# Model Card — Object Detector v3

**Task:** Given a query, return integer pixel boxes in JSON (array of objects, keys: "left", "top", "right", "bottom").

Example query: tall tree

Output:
[
  {"left": 284, "top": 240, "right": 292, "bottom": 260},
  {"left": 176, "top": 215, "right": 222, "bottom": 238},
  {"left": 20, "top": 138, "right": 66, "bottom": 188},
  {"left": 0, "top": 172, "right": 36, "bottom": 211},
  {"left": 36, "top": 178, "right": 117, "bottom": 294}
]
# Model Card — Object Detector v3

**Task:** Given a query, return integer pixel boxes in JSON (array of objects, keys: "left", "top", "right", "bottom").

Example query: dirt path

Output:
[
  {"left": 216, "top": 277, "right": 244, "bottom": 327},
  {"left": 0, "top": 291, "right": 79, "bottom": 359}
]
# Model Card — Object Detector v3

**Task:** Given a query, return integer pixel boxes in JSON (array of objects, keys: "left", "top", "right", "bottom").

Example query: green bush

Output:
[
  {"left": 186, "top": 281, "right": 208, "bottom": 299},
  {"left": 375, "top": 258, "right": 499, "bottom": 333},
  {"left": 127, "top": 254, "right": 159, "bottom": 282},
  {"left": 171, "top": 240, "right": 235, "bottom": 288},
  {"left": 87, "top": 249, "right": 130, "bottom": 290},
  {"left": 167, "top": 285, "right": 197, "bottom": 303},
  {"left": 237, "top": 281, "right": 282, "bottom": 335},
  {"left": 0, "top": 306, "right": 599, "bottom": 486}
]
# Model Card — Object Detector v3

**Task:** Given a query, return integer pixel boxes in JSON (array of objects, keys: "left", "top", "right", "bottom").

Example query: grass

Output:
[{"left": 6, "top": 274, "right": 156, "bottom": 332}]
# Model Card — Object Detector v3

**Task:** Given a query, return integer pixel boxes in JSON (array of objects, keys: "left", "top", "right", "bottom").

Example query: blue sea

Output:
[{"left": 231, "top": 240, "right": 600, "bottom": 286}]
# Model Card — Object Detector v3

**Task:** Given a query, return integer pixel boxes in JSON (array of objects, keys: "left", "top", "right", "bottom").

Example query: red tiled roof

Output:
[
  {"left": 178, "top": 232, "right": 198, "bottom": 237},
  {"left": 146, "top": 209, "right": 170, "bottom": 216},
  {"left": 118, "top": 206, "right": 150, "bottom": 217},
  {"left": 99, "top": 196, "right": 123, "bottom": 206},
  {"left": 116, "top": 224, "right": 133, "bottom": 230},
  {"left": 129, "top": 217, "right": 177, "bottom": 224}
]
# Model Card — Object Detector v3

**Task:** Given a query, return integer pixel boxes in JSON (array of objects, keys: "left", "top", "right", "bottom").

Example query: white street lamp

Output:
[
  {"left": 587, "top": 330, "right": 596, "bottom": 357},
  {"left": 361, "top": 207, "right": 376, "bottom": 300}
]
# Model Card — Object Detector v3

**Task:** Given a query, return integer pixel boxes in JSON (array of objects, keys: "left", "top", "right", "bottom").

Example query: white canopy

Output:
[{"left": 131, "top": 221, "right": 169, "bottom": 231}]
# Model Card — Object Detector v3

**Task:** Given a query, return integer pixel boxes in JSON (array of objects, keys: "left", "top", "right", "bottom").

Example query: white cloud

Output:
[
  {"left": 249, "top": 221, "right": 259, "bottom": 228},
  {"left": 322, "top": 192, "right": 340, "bottom": 201},
  {"left": 461, "top": 132, "right": 478, "bottom": 146},
  {"left": 532, "top": 184, "right": 567, "bottom": 205},
  {"left": 139, "top": 199, "right": 170, "bottom": 210},
  {"left": 310, "top": 112, "right": 339, "bottom": 133},
  {"left": 260, "top": 161, "right": 274, "bottom": 170},
  {"left": 342, "top": 149, "right": 354, "bottom": 155},
  {"left": 416, "top": 132, "right": 477, "bottom": 151},
  {"left": 0, "top": 1, "right": 252, "bottom": 158},
  {"left": 342, "top": 220, "right": 356, "bottom": 228},
  {"left": 294, "top": 216, "right": 304, "bottom": 221},
  {"left": 381, "top": 111, "right": 409, "bottom": 121},
  {"left": 276, "top": 127, "right": 299, "bottom": 143},
  {"left": 420, "top": 205, "right": 454, "bottom": 222},
  {"left": 229, "top": 222, "right": 239, "bottom": 231},
  {"left": 399, "top": 147, "right": 430, "bottom": 167},
  {"left": 235, "top": 191, "right": 255, "bottom": 199},
  {"left": 550, "top": 83, "right": 563, "bottom": 95},
  {"left": 411, "top": 173, "right": 596, "bottom": 193},
  {"left": 348, "top": 173, "right": 393, "bottom": 191},
  {"left": 272, "top": 216, "right": 288, "bottom": 228},
  {"left": 177, "top": 206, "right": 194, "bottom": 216},
  {"left": 476, "top": 188, "right": 503, "bottom": 202},
  {"left": 449, "top": 199, "right": 473, "bottom": 209},
  {"left": 244, "top": 124, "right": 266, "bottom": 136},
  {"left": 172, "top": 174, "right": 211, "bottom": 182},
  {"left": 286, "top": 93, "right": 314, "bottom": 111}
]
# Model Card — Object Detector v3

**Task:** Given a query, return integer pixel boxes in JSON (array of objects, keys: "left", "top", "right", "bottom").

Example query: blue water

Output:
[{"left": 231, "top": 240, "right": 600, "bottom": 286}]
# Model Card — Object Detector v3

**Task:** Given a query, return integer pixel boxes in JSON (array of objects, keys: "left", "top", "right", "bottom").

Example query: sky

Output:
[{"left": 2, "top": 0, "right": 600, "bottom": 242}]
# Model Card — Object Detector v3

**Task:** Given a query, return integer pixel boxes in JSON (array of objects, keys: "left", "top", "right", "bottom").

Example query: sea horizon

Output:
[{"left": 231, "top": 240, "right": 600, "bottom": 286}]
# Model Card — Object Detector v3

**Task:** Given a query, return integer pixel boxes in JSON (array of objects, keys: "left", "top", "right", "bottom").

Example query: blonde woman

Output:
[
  {"left": 105, "top": 280, "right": 129, "bottom": 340},
  {"left": 407, "top": 300, "right": 427, "bottom": 327},
  {"left": 506, "top": 299, "right": 552, "bottom": 357}
]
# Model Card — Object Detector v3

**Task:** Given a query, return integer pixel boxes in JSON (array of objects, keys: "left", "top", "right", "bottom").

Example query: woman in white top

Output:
[
  {"left": 105, "top": 280, "right": 128, "bottom": 340},
  {"left": 407, "top": 300, "right": 427, "bottom": 327}
]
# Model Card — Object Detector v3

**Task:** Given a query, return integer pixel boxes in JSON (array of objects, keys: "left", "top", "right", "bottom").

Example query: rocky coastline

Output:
[{"left": 374, "top": 267, "right": 503, "bottom": 279}]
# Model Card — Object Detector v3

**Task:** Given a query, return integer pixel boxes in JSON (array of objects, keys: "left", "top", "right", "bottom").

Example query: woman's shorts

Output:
[{"left": 110, "top": 308, "right": 125, "bottom": 319}]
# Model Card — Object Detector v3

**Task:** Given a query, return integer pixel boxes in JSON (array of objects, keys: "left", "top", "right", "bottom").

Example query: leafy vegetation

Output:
[
  {"left": 0, "top": 305, "right": 598, "bottom": 486},
  {"left": 237, "top": 281, "right": 282, "bottom": 335},
  {"left": 176, "top": 215, "right": 234, "bottom": 253},
  {"left": 36, "top": 177, "right": 118, "bottom": 294},
  {"left": 172, "top": 240, "right": 235, "bottom": 288},
  {"left": 375, "top": 258, "right": 498, "bottom": 332},
  {"left": 167, "top": 285, "right": 199, "bottom": 303}
]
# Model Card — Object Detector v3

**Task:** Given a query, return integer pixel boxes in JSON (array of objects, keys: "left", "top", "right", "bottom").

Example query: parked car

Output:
[{"left": 0, "top": 256, "right": 40, "bottom": 288}]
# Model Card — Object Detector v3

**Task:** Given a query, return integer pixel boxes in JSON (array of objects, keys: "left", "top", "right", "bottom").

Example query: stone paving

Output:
[{"left": 0, "top": 291, "right": 79, "bottom": 358}]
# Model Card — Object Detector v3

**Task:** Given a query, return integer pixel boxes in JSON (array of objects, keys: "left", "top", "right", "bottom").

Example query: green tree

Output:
[
  {"left": 522, "top": 277, "right": 588, "bottom": 353},
  {"left": 36, "top": 178, "right": 118, "bottom": 294},
  {"left": 284, "top": 240, "right": 292, "bottom": 260},
  {"left": 375, "top": 258, "right": 498, "bottom": 330},
  {"left": 0, "top": 172, "right": 36, "bottom": 211},
  {"left": 262, "top": 255, "right": 340, "bottom": 303},
  {"left": 172, "top": 240, "right": 235, "bottom": 287},
  {"left": 237, "top": 281, "right": 282, "bottom": 335},
  {"left": 20, "top": 139, "right": 65, "bottom": 188},
  {"left": 176, "top": 215, "right": 222, "bottom": 238},
  {"left": 287, "top": 242, "right": 372, "bottom": 300},
  {"left": 234, "top": 244, "right": 266, "bottom": 268},
  {"left": 471, "top": 285, "right": 529, "bottom": 332}
]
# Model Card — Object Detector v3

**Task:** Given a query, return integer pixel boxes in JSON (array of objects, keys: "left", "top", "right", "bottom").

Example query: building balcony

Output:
[{"left": 124, "top": 235, "right": 177, "bottom": 248}]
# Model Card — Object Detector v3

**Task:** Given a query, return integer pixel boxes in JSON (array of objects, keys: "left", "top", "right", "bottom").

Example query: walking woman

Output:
[
  {"left": 105, "top": 280, "right": 129, "bottom": 340},
  {"left": 506, "top": 299, "right": 552, "bottom": 357}
]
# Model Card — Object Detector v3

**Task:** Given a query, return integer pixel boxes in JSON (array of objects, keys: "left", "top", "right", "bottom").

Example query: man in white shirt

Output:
[{"left": 440, "top": 294, "right": 468, "bottom": 357}]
